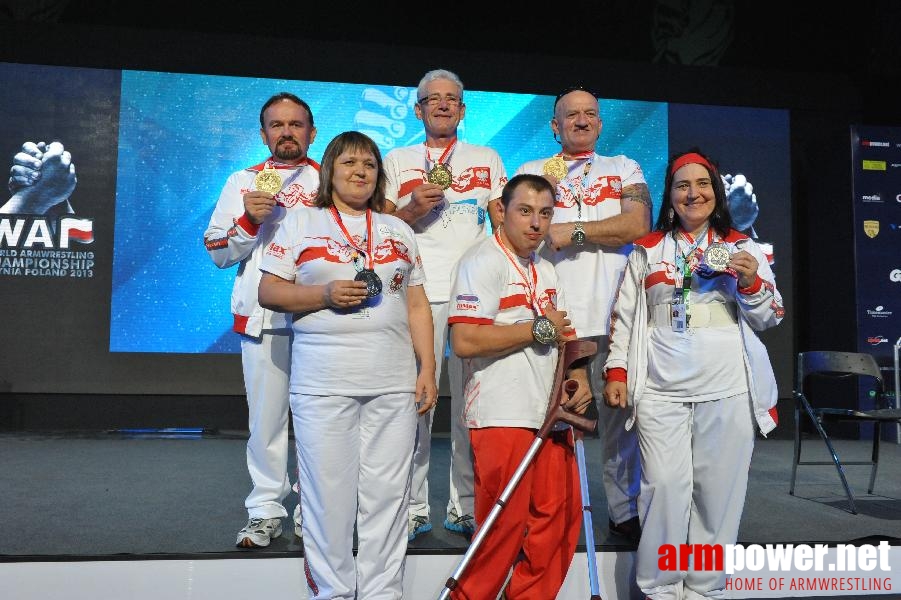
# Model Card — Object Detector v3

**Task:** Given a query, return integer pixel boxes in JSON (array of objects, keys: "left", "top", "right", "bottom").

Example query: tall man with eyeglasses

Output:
[
  {"left": 516, "top": 86, "right": 652, "bottom": 544},
  {"left": 384, "top": 68, "right": 507, "bottom": 542}
]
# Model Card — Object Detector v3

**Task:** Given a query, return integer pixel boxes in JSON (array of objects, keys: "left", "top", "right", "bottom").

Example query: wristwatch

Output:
[
  {"left": 531, "top": 316, "right": 558, "bottom": 345},
  {"left": 570, "top": 221, "right": 586, "bottom": 246}
]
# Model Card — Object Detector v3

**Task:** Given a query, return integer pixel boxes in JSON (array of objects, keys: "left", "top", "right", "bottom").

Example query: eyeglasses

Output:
[
  {"left": 553, "top": 85, "right": 600, "bottom": 108},
  {"left": 417, "top": 94, "right": 462, "bottom": 107}
]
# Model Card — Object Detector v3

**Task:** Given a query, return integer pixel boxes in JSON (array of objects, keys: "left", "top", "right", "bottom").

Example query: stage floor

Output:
[{"left": 2, "top": 429, "right": 900, "bottom": 598}]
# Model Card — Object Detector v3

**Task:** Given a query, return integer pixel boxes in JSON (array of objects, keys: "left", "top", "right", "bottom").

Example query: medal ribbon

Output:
[
  {"left": 263, "top": 157, "right": 308, "bottom": 192},
  {"left": 328, "top": 205, "right": 374, "bottom": 271},
  {"left": 673, "top": 226, "right": 712, "bottom": 305},
  {"left": 493, "top": 230, "right": 544, "bottom": 316},
  {"left": 560, "top": 153, "right": 594, "bottom": 219},
  {"left": 423, "top": 138, "right": 457, "bottom": 174}
]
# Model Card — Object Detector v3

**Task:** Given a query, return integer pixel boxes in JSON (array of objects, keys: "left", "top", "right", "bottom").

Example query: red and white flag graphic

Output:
[{"left": 60, "top": 217, "right": 94, "bottom": 247}]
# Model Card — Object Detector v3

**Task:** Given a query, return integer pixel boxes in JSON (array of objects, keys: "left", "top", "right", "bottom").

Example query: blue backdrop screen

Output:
[{"left": 109, "top": 71, "right": 668, "bottom": 353}]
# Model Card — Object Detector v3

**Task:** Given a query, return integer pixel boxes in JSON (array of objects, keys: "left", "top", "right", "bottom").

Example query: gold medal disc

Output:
[
  {"left": 254, "top": 168, "right": 283, "bottom": 195},
  {"left": 427, "top": 163, "right": 453, "bottom": 190},
  {"left": 542, "top": 156, "right": 568, "bottom": 180}
]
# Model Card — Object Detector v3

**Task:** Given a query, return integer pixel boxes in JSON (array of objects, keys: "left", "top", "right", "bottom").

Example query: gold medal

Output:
[
  {"left": 254, "top": 167, "right": 282, "bottom": 195},
  {"left": 542, "top": 156, "right": 568, "bottom": 180},
  {"left": 427, "top": 163, "right": 453, "bottom": 190}
]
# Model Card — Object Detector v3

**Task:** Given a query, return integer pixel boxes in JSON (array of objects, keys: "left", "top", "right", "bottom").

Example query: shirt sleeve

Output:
[
  {"left": 404, "top": 224, "right": 426, "bottom": 287},
  {"left": 203, "top": 172, "right": 258, "bottom": 269},
  {"left": 732, "top": 237, "right": 784, "bottom": 331},
  {"left": 448, "top": 248, "right": 503, "bottom": 326},
  {"left": 383, "top": 149, "right": 402, "bottom": 206},
  {"left": 259, "top": 210, "right": 301, "bottom": 281},
  {"left": 488, "top": 149, "right": 508, "bottom": 199},
  {"left": 619, "top": 155, "right": 647, "bottom": 188}
]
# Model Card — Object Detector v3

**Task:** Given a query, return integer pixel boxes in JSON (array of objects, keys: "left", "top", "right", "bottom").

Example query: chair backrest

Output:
[{"left": 796, "top": 351, "right": 885, "bottom": 400}]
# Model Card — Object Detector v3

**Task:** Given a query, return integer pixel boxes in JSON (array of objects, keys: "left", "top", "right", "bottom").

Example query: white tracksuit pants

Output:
[
  {"left": 240, "top": 331, "right": 292, "bottom": 519},
  {"left": 588, "top": 335, "right": 642, "bottom": 524},
  {"left": 636, "top": 393, "right": 755, "bottom": 600},
  {"left": 409, "top": 301, "right": 475, "bottom": 522},
  {"left": 294, "top": 391, "right": 417, "bottom": 600}
]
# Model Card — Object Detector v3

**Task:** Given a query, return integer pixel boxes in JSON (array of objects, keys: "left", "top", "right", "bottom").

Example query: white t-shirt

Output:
[
  {"left": 516, "top": 152, "right": 645, "bottom": 336},
  {"left": 259, "top": 207, "right": 425, "bottom": 396},
  {"left": 385, "top": 140, "right": 507, "bottom": 302},
  {"left": 448, "top": 235, "right": 567, "bottom": 429}
]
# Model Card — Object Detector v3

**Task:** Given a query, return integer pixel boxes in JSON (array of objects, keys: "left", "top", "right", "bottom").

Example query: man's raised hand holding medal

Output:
[
  {"left": 244, "top": 183, "right": 279, "bottom": 225},
  {"left": 401, "top": 178, "right": 447, "bottom": 222}
]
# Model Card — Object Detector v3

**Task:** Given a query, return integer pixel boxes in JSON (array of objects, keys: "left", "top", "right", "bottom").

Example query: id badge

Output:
[{"left": 671, "top": 303, "right": 687, "bottom": 333}]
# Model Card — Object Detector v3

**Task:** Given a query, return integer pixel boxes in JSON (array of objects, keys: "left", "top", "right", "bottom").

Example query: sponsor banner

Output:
[{"left": 851, "top": 126, "right": 901, "bottom": 427}]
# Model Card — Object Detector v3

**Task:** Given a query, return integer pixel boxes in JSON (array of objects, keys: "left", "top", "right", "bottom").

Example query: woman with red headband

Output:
[{"left": 603, "top": 148, "right": 784, "bottom": 600}]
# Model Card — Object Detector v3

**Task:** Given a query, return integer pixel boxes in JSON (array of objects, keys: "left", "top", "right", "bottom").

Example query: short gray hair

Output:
[{"left": 416, "top": 69, "right": 464, "bottom": 101}]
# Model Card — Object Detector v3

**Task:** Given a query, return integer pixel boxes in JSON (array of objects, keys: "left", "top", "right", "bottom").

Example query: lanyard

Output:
[
  {"left": 559, "top": 153, "right": 593, "bottom": 219},
  {"left": 493, "top": 230, "right": 543, "bottom": 315},
  {"left": 673, "top": 226, "right": 711, "bottom": 306},
  {"left": 423, "top": 138, "right": 457, "bottom": 172},
  {"left": 264, "top": 158, "right": 307, "bottom": 191},
  {"left": 328, "top": 205, "right": 374, "bottom": 271}
]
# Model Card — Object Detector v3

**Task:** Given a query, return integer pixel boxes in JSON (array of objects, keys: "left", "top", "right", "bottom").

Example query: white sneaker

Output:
[
  {"left": 236, "top": 517, "right": 282, "bottom": 548},
  {"left": 293, "top": 503, "right": 303, "bottom": 539}
]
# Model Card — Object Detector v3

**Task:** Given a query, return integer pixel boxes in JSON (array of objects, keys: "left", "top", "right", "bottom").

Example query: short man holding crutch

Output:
[{"left": 446, "top": 173, "right": 593, "bottom": 599}]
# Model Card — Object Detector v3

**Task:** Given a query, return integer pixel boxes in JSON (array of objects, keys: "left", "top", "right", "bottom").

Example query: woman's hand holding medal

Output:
[
  {"left": 242, "top": 191, "right": 277, "bottom": 225},
  {"left": 727, "top": 249, "right": 759, "bottom": 288},
  {"left": 322, "top": 279, "right": 369, "bottom": 309}
]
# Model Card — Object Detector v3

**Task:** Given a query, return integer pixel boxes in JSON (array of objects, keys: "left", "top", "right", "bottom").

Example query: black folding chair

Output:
[{"left": 789, "top": 350, "right": 901, "bottom": 514}]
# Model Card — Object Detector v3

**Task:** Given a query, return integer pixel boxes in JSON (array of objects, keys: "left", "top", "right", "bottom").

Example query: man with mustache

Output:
[
  {"left": 516, "top": 86, "right": 652, "bottom": 545},
  {"left": 204, "top": 92, "right": 319, "bottom": 548}
]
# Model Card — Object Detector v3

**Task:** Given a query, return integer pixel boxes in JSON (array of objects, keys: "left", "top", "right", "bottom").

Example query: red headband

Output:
[{"left": 670, "top": 152, "right": 715, "bottom": 176}]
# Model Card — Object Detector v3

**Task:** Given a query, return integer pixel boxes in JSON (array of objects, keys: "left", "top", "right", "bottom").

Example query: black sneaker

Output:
[{"left": 608, "top": 516, "right": 641, "bottom": 544}]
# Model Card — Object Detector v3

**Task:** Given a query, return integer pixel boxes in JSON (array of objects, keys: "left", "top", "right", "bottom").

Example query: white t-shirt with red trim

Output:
[
  {"left": 448, "top": 235, "right": 568, "bottom": 429},
  {"left": 516, "top": 153, "right": 645, "bottom": 336},
  {"left": 259, "top": 207, "right": 425, "bottom": 396},
  {"left": 385, "top": 140, "right": 507, "bottom": 302}
]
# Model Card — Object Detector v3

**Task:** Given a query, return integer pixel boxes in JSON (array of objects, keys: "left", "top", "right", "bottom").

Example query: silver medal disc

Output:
[
  {"left": 354, "top": 269, "right": 383, "bottom": 297},
  {"left": 704, "top": 242, "right": 731, "bottom": 271}
]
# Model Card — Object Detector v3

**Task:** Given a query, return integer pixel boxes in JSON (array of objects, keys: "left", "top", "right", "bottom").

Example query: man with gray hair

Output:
[{"left": 384, "top": 68, "right": 507, "bottom": 541}]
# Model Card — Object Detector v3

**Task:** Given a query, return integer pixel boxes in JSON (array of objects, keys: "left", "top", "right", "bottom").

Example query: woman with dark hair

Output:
[
  {"left": 258, "top": 131, "right": 437, "bottom": 599},
  {"left": 603, "top": 148, "right": 784, "bottom": 600}
]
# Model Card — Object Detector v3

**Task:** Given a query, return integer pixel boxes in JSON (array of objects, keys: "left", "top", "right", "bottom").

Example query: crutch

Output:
[
  {"left": 573, "top": 424, "right": 602, "bottom": 599},
  {"left": 437, "top": 339, "right": 598, "bottom": 600}
]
